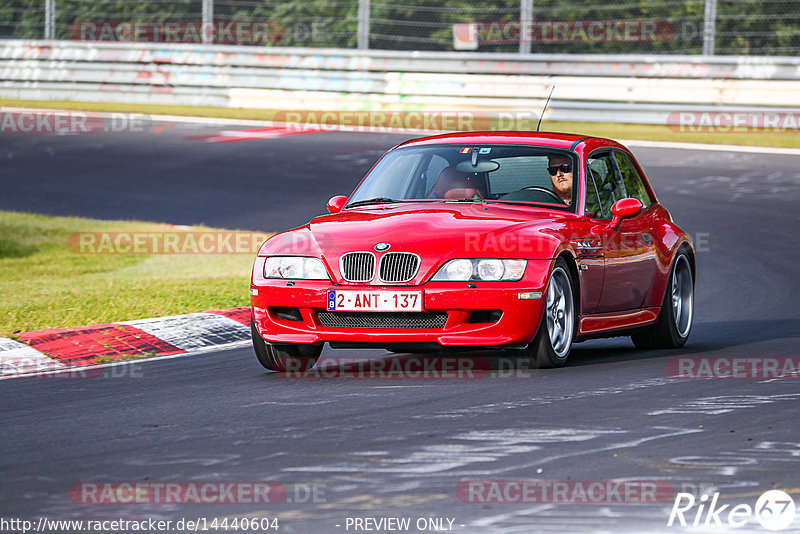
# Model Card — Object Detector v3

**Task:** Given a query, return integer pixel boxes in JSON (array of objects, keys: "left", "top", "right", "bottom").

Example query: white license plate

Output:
[{"left": 327, "top": 290, "right": 423, "bottom": 312}]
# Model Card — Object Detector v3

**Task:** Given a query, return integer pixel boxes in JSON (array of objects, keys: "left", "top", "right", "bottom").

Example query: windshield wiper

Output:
[
  {"left": 346, "top": 197, "right": 399, "bottom": 208},
  {"left": 443, "top": 197, "right": 486, "bottom": 203}
]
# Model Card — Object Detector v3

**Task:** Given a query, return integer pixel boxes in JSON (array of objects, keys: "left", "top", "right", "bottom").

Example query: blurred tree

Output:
[{"left": 0, "top": 0, "right": 796, "bottom": 55}]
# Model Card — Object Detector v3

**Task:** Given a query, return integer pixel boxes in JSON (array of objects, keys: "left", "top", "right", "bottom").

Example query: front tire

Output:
[
  {"left": 632, "top": 252, "right": 694, "bottom": 349},
  {"left": 251, "top": 314, "right": 322, "bottom": 372},
  {"left": 516, "top": 258, "right": 576, "bottom": 368}
]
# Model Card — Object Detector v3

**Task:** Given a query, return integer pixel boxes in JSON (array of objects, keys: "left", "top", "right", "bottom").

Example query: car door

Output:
[{"left": 588, "top": 150, "right": 659, "bottom": 313}]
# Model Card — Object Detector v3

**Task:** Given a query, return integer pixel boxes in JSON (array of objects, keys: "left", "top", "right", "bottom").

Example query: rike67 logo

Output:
[{"left": 668, "top": 490, "right": 796, "bottom": 531}]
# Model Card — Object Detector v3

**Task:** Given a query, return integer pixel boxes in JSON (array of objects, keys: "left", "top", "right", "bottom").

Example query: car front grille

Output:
[
  {"left": 379, "top": 252, "right": 421, "bottom": 283},
  {"left": 317, "top": 312, "right": 448, "bottom": 329},
  {"left": 340, "top": 252, "right": 375, "bottom": 282}
]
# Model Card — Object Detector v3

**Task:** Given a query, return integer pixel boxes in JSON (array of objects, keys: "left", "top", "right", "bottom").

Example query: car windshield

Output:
[{"left": 347, "top": 144, "right": 578, "bottom": 211}]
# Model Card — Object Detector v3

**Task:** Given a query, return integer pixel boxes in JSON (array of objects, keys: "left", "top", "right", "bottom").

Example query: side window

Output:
[
  {"left": 354, "top": 151, "right": 421, "bottom": 201},
  {"left": 587, "top": 152, "right": 624, "bottom": 219},
  {"left": 585, "top": 167, "right": 603, "bottom": 218},
  {"left": 614, "top": 151, "right": 652, "bottom": 208}
]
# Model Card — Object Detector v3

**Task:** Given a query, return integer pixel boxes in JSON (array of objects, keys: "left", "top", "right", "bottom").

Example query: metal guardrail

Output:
[
  {"left": 5, "top": 41, "right": 800, "bottom": 78},
  {"left": 1, "top": 40, "right": 799, "bottom": 125}
]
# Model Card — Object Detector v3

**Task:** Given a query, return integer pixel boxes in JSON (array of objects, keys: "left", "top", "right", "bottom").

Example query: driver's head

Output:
[
  {"left": 547, "top": 154, "right": 573, "bottom": 204},
  {"left": 432, "top": 167, "right": 482, "bottom": 199}
]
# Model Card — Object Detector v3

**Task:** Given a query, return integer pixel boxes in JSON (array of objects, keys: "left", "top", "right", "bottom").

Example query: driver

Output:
[{"left": 547, "top": 154, "right": 573, "bottom": 205}]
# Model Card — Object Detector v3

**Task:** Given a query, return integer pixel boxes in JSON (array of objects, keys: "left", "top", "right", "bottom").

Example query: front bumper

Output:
[{"left": 251, "top": 259, "right": 552, "bottom": 347}]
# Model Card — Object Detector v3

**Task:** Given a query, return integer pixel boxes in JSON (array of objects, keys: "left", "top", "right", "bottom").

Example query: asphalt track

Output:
[{"left": 1, "top": 119, "right": 800, "bottom": 533}]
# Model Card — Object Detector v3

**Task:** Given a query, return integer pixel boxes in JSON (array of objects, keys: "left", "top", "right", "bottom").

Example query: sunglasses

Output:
[{"left": 547, "top": 163, "right": 572, "bottom": 175}]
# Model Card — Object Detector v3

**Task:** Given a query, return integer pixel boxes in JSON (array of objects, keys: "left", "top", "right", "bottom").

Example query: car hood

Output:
[{"left": 260, "top": 203, "right": 576, "bottom": 283}]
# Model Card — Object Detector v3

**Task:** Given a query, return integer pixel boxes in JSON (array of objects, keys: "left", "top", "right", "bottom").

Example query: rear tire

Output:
[
  {"left": 251, "top": 314, "right": 322, "bottom": 372},
  {"left": 515, "top": 258, "right": 576, "bottom": 369},
  {"left": 632, "top": 252, "right": 694, "bottom": 349}
]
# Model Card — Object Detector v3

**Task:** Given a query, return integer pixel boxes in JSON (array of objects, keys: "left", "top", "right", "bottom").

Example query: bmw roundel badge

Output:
[{"left": 375, "top": 242, "right": 391, "bottom": 252}]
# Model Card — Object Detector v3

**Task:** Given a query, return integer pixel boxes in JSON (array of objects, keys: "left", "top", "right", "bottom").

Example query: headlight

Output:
[
  {"left": 264, "top": 257, "right": 330, "bottom": 280},
  {"left": 432, "top": 259, "right": 527, "bottom": 281},
  {"left": 444, "top": 259, "right": 473, "bottom": 280},
  {"left": 476, "top": 259, "right": 504, "bottom": 281}
]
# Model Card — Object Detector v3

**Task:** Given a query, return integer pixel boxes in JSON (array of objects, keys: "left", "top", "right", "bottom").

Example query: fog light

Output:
[{"left": 269, "top": 306, "right": 303, "bottom": 321}]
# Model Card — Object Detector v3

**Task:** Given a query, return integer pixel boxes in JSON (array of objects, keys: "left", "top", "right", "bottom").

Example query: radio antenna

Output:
[{"left": 536, "top": 85, "right": 555, "bottom": 132}]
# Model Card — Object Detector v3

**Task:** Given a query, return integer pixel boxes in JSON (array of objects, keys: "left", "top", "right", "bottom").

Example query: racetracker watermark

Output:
[
  {"left": 0, "top": 358, "right": 143, "bottom": 380},
  {"left": 464, "top": 232, "right": 709, "bottom": 255},
  {"left": 0, "top": 111, "right": 148, "bottom": 134},
  {"left": 667, "top": 111, "right": 800, "bottom": 133},
  {"left": 271, "top": 110, "right": 540, "bottom": 133},
  {"left": 457, "top": 480, "right": 674, "bottom": 504},
  {"left": 277, "top": 355, "right": 492, "bottom": 379},
  {"left": 667, "top": 357, "right": 800, "bottom": 379},
  {"left": 455, "top": 19, "right": 674, "bottom": 43},
  {"left": 69, "top": 21, "right": 287, "bottom": 45},
  {"left": 67, "top": 482, "right": 323, "bottom": 505},
  {"left": 68, "top": 231, "right": 271, "bottom": 254}
]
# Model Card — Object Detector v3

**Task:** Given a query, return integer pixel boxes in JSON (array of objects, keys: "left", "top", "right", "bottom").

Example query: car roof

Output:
[{"left": 397, "top": 131, "right": 609, "bottom": 151}]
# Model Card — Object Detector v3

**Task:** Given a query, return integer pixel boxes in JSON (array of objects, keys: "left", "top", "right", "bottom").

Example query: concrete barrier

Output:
[{"left": 1, "top": 40, "right": 798, "bottom": 125}]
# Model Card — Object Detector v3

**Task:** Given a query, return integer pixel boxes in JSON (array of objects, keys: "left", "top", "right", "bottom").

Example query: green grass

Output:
[
  {"left": 0, "top": 211, "right": 266, "bottom": 336},
  {"left": 2, "top": 98, "right": 798, "bottom": 149}
]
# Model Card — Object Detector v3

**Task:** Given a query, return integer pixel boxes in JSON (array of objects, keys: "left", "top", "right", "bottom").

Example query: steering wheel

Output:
[{"left": 519, "top": 186, "right": 565, "bottom": 203}]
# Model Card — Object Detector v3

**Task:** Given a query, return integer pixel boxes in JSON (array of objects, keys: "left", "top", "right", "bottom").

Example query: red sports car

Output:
[{"left": 250, "top": 132, "right": 695, "bottom": 370}]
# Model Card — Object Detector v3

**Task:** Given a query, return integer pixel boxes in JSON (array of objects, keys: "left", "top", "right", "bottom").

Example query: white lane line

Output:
[
  {"left": 370, "top": 384, "right": 434, "bottom": 389},
  {"left": 152, "top": 115, "right": 800, "bottom": 154},
  {"left": 5, "top": 107, "right": 799, "bottom": 153},
  {"left": 621, "top": 139, "right": 800, "bottom": 155}
]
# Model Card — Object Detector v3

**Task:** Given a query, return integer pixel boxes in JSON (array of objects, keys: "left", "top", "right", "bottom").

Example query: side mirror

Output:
[
  {"left": 327, "top": 195, "right": 348, "bottom": 214},
  {"left": 608, "top": 198, "right": 644, "bottom": 230}
]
